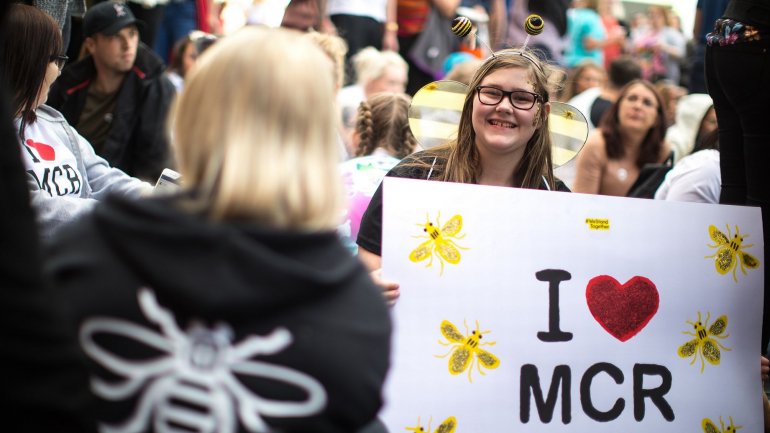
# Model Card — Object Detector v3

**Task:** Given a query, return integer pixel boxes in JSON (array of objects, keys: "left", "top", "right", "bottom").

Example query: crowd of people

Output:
[{"left": 1, "top": 0, "right": 769, "bottom": 431}]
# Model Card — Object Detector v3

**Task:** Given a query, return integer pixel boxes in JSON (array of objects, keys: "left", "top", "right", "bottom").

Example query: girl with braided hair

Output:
[
  {"left": 339, "top": 92, "right": 420, "bottom": 253},
  {"left": 353, "top": 92, "right": 419, "bottom": 159}
]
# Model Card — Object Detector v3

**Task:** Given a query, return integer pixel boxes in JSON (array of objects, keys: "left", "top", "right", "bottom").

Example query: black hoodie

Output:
[{"left": 43, "top": 193, "right": 391, "bottom": 433}]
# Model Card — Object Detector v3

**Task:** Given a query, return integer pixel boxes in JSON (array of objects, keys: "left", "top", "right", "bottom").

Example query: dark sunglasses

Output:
[{"left": 50, "top": 54, "right": 69, "bottom": 71}]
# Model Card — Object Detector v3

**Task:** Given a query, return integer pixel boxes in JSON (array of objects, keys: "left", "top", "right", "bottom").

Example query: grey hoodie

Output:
[{"left": 19, "top": 105, "right": 152, "bottom": 239}]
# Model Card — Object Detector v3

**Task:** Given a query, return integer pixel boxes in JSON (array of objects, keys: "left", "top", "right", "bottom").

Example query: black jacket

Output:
[
  {"left": 42, "top": 193, "right": 392, "bottom": 433},
  {"left": 47, "top": 43, "right": 175, "bottom": 182},
  {"left": 724, "top": 0, "right": 770, "bottom": 26}
]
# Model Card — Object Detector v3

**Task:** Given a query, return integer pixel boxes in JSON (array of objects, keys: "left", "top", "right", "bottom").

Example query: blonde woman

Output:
[
  {"left": 44, "top": 27, "right": 391, "bottom": 432},
  {"left": 338, "top": 46, "right": 408, "bottom": 148},
  {"left": 356, "top": 49, "right": 570, "bottom": 304}
]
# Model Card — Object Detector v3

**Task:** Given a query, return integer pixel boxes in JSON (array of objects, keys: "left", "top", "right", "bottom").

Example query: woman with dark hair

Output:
[
  {"left": 572, "top": 79, "right": 670, "bottom": 196},
  {"left": 560, "top": 60, "right": 606, "bottom": 101},
  {"left": 165, "top": 30, "right": 218, "bottom": 92},
  {"left": 0, "top": 4, "right": 151, "bottom": 239}
]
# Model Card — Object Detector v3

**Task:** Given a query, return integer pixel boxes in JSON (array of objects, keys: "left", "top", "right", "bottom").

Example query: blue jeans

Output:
[
  {"left": 154, "top": 0, "right": 197, "bottom": 64},
  {"left": 706, "top": 39, "right": 770, "bottom": 353}
]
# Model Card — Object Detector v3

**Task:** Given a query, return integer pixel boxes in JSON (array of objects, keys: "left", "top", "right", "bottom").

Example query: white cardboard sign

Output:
[{"left": 380, "top": 177, "right": 764, "bottom": 433}]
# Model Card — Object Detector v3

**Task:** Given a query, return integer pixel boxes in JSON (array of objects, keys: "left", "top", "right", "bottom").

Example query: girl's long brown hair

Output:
[{"left": 407, "top": 49, "right": 556, "bottom": 189}]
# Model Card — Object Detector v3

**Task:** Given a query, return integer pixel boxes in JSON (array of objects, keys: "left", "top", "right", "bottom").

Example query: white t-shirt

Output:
[
  {"left": 654, "top": 149, "right": 720, "bottom": 204},
  {"left": 327, "top": 0, "right": 387, "bottom": 22},
  {"left": 18, "top": 119, "right": 86, "bottom": 198}
]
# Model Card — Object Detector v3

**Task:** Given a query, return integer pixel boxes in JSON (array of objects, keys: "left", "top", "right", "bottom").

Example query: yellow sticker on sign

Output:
[{"left": 586, "top": 218, "right": 610, "bottom": 230}]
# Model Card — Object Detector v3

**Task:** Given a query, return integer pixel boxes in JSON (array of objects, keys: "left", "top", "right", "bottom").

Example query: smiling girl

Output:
[{"left": 355, "top": 49, "right": 569, "bottom": 302}]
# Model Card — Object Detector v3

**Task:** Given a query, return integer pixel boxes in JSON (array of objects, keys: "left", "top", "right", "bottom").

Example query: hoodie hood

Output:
[
  {"left": 90, "top": 193, "right": 362, "bottom": 317},
  {"left": 666, "top": 93, "right": 714, "bottom": 163},
  {"left": 45, "top": 193, "right": 391, "bottom": 433}
]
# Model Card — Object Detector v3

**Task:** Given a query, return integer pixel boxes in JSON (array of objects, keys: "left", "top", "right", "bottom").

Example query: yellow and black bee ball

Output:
[
  {"left": 524, "top": 14, "right": 544, "bottom": 36},
  {"left": 451, "top": 16, "right": 473, "bottom": 38}
]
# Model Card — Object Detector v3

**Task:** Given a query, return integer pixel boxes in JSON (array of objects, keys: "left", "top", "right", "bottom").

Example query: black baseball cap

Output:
[{"left": 83, "top": 1, "right": 145, "bottom": 38}]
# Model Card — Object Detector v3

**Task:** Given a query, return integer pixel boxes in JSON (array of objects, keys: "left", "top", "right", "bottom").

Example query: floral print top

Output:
[{"left": 707, "top": 18, "right": 768, "bottom": 46}]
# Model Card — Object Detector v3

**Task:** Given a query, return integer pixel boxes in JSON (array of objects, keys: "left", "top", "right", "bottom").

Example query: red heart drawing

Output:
[
  {"left": 26, "top": 139, "right": 56, "bottom": 161},
  {"left": 586, "top": 275, "right": 659, "bottom": 342}
]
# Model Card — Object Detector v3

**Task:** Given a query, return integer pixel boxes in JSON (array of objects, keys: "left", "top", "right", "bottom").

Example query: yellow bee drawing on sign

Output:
[
  {"left": 705, "top": 224, "right": 760, "bottom": 282},
  {"left": 409, "top": 213, "right": 468, "bottom": 275},
  {"left": 678, "top": 311, "right": 731, "bottom": 373},
  {"left": 702, "top": 415, "right": 742, "bottom": 433},
  {"left": 405, "top": 416, "right": 457, "bottom": 433},
  {"left": 436, "top": 319, "right": 500, "bottom": 382}
]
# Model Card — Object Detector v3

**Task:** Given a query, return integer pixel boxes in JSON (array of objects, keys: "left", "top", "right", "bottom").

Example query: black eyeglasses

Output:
[
  {"left": 50, "top": 54, "right": 69, "bottom": 71},
  {"left": 475, "top": 86, "right": 540, "bottom": 110}
]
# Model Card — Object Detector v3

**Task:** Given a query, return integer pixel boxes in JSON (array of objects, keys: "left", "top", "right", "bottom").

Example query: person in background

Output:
[
  {"left": 560, "top": 60, "right": 606, "bottom": 102},
  {"left": 153, "top": 0, "right": 220, "bottom": 63},
  {"left": 30, "top": 0, "right": 86, "bottom": 52},
  {"left": 47, "top": 1, "right": 175, "bottom": 182},
  {"left": 567, "top": 55, "right": 642, "bottom": 130},
  {"left": 665, "top": 93, "right": 716, "bottom": 162},
  {"left": 655, "top": 79, "right": 686, "bottom": 127},
  {"left": 564, "top": 0, "right": 606, "bottom": 68},
  {"left": 597, "top": 0, "right": 627, "bottom": 69},
  {"left": 43, "top": 26, "right": 391, "bottom": 433},
  {"left": 397, "top": 0, "right": 461, "bottom": 96},
  {"left": 688, "top": 0, "right": 730, "bottom": 93},
  {"left": 460, "top": 0, "right": 507, "bottom": 50},
  {"left": 572, "top": 79, "right": 670, "bottom": 196},
  {"left": 632, "top": 5, "right": 685, "bottom": 84},
  {"left": 0, "top": 3, "right": 72, "bottom": 430},
  {"left": 507, "top": 0, "right": 570, "bottom": 65},
  {"left": 165, "top": 30, "right": 218, "bottom": 92},
  {"left": 323, "top": 0, "right": 398, "bottom": 85},
  {"left": 124, "top": 0, "right": 168, "bottom": 48},
  {"left": 351, "top": 93, "right": 419, "bottom": 160},
  {"left": 1, "top": 4, "right": 152, "bottom": 240},
  {"left": 655, "top": 128, "right": 719, "bottom": 203},
  {"left": 337, "top": 46, "right": 408, "bottom": 150},
  {"left": 303, "top": 31, "right": 351, "bottom": 161},
  {"left": 444, "top": 56, "right": 483, "bottom": 84},
  {"left": 357, "top": 48, "right": 570, "bottom": 305},
  {"left": 339, "top": 92, "right": 419, "bottom": 253},
  {"left": 705, "top": 0, "right": 770, "bottom": 354}
]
